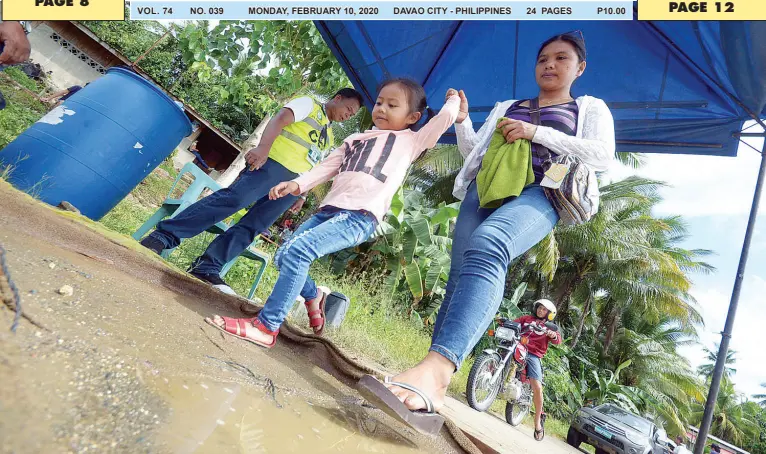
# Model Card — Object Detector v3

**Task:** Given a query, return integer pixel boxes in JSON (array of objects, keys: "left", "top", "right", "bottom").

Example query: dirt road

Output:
[{"left": 0, "top": 180, "right": 580, "bottom": 453}]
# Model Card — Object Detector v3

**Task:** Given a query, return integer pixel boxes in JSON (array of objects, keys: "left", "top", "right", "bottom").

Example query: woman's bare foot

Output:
[
  {"left": 205, "top": 314, "right": 275, "bottom": 345},
  {"left": 385, "top": 352, "right": 454, "bottom": 412}
]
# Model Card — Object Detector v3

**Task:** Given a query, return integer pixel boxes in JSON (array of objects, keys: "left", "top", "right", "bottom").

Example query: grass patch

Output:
[
  {"left": 0, "top": 77, "right": 47, "bottom": 149},
  {"left": 99, "top": 199, "right": 155, "bottom": 236},
  {"left": 1, "top": 163, "right": 13, "bottom": 181},
  {"left": 131, "top": 174, "right": 174, "bottom": 207},
  {"left": 158, "top": 160, "right": 178, "bottom": 179},
  {"left": 2, "top": 67, "right": 44, "bottom": 92}
]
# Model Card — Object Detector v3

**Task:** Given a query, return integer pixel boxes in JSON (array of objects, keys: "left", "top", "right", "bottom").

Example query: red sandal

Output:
[
  {"left": 304, "top": 290, "right": 328, "bottom": 336},
  {"left": 205, "top": 315, "right": 279, "bottom": 349}
]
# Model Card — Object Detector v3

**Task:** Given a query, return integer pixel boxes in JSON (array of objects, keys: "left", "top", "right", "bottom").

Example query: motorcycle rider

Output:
[{"left": 513, "top": 299, "right": 561, "bottom": 441}]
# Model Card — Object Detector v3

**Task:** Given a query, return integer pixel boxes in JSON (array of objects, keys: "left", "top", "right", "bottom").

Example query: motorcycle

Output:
[{"left": 465, "top": 317, "right": 559, "bottom": 426}]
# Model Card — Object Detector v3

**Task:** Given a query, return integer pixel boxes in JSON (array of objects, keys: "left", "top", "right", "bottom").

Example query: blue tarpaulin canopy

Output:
[{"left": 315, "top": 18, "right": 766, "bottom": 157}]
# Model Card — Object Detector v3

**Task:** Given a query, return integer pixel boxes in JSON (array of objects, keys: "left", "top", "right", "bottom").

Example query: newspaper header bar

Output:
[{"left": 129, "top": 1, "right": 634, "bottom": 20}]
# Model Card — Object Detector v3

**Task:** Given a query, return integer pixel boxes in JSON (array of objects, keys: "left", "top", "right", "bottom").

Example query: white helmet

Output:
[{"left": 532, "top": 299, "right": 557, "bottom": 321}]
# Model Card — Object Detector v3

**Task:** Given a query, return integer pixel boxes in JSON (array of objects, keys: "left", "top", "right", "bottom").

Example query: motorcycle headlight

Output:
[
  {"left": 624, "top": 429, "right": 647, "bottom": 445},
  {"left": 495, "top": 327, "right": 516, "bottom": 341}
]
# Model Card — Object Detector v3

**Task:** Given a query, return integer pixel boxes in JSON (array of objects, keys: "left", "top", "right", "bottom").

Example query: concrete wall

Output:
[
  {"left": 27, "top": 23, "right": 104, "bottom": 91},
  {"left": 172, "top": 149, "right": 196, "bottom": 171}
]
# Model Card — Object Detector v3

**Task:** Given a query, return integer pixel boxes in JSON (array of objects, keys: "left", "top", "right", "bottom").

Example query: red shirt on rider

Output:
[{"left": 513, "top": 312, "right": 562, "bottom": 358}]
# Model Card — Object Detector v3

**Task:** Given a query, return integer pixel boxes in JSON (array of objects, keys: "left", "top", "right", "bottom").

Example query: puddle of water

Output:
[{"left": 150, "top": 376, "right": 424, "bottom": 454}]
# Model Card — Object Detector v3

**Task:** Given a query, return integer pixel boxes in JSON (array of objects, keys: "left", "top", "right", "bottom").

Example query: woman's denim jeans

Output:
[{"left": 430, "top": 181, "right": 559, "bottom": 369}]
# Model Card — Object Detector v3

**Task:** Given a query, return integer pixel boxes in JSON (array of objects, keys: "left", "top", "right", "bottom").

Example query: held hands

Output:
[
  {"left": 445, "top": 88, "right": 469, "bottom": 124},
  {"left": 546, "top": 329, "right": 558, "bottom": 340},
  {"left": 269, "top": 181, "right": 300, "bottom": 200},
  {"left": 497, "top": 119, "right": 537, "bottom": 144},
  {"left": 245, "top": 144, "right": 269, "bottom": 171}
]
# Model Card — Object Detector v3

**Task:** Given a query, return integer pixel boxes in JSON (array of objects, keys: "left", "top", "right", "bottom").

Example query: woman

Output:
[{"left": 357, "top": 31, "right": 615, "bottom": 436}]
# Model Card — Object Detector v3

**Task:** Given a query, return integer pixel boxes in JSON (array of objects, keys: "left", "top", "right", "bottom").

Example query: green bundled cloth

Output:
[{"left": 476, "top": 117, "right": 535, "bottom": 208}]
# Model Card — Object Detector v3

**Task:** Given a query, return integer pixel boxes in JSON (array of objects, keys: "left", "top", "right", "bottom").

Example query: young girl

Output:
[{"left": 206, "top": 79, "right": 461, "bottom": 348}]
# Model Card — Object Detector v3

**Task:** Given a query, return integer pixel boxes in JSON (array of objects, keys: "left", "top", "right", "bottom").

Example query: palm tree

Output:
[
  {"left": 697, "top": 344, "right": 737, "bottom": 382},
  {"left": 606, "top": 311, "right": 705, "bottom": 435},
  {"left": 407, "top": 144, "right": 648, "bottom": 206},
  {"left": 753, "top": 382, "right": 766, "bottom": 408},
  {"left": 407, "top": 144, "right": 464, "bottom": 205},
  {"left": 526, "top": 177, "right": 711, "bottom": 337},
  {"left": 691, "top": 378, "right": 759, "bottom": 446},
  {"left": 507, "top": 177, "right": 711, "bottom": 435}
]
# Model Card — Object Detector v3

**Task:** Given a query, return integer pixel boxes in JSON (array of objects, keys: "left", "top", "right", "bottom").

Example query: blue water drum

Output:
[{"left": 1, "top": 67, "right": 192, "bottom": 219}]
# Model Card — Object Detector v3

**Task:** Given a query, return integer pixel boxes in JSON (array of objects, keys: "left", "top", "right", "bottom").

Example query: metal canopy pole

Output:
[{"left": 693, "top": 131, "right": 766, "bottom": 454}]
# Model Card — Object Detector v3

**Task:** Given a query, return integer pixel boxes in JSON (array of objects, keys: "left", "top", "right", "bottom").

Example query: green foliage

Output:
[
  {"left": 697, "top": 344, "right": 737, "bottom": 382},
  {"left": 81, "top": 19, "right": 263, "bottom": 143},
  {"left": 742, "top": 401, "right": 766, "bottom": 454},
  {"left": 407, "top": 144, "right": 464, "bottom": 204},
  {"left": 0, "top": 77, "right": 47, "bottom": 149},
  {"left": 177, "top": 21, "right": 349, "bottom": 109},
  {"left": 541, "top": 343, "right": 585, "bottom": 420},
  {"left": 370, "top": 189, "right": 459, "bottom": 322},
  {"left": 3, "top": 67, "right": 42, "bottom": 91},
  {"left": 584, "top": 360, "right": 642, "bottom": 413},
  {"left": 755, "top": 383, "right": 766, "bottom": 408},
  {"left": 691, "top": 379, "right": 760, "bottom": 447}
]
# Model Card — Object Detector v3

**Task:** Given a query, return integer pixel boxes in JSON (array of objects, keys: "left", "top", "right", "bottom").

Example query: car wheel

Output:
[
  {"left": 566, "top": 427, "right": 581, "bottom": 448},
  {"left": 595, "top": 449, "right": 610, "bottom": 454}
]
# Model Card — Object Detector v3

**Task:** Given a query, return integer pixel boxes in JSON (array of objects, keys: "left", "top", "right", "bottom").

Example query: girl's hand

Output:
[
  {"left": 445, "top": 88, "right": 469, "bottom": 124},
  {"left": 269, "top": 181, "right": 300, "bottom": 200},
  {"left": 497, "top": 118, "right": 537, "bottom": 143},
  {"left": 546, "top": 330, "right": 557, "bottom": 339}
]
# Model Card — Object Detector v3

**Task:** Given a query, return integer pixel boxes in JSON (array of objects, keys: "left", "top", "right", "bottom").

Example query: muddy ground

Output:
[{"left": 0, "top": 181, "right": 467, "bottom": 454}]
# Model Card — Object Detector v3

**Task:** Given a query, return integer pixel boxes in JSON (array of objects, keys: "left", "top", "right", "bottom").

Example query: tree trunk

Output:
[
  {"left": 603, "top": 312, "right": 620, "bottom": 355},
  {"left": 554, "top": 275, "right": 582, "bottom": 327},
  {"left": 570, "top": 295, "right": 592, "bottom": 349},
  {"left": 216, "top": 114, "right": 271, "bottom": 188}
]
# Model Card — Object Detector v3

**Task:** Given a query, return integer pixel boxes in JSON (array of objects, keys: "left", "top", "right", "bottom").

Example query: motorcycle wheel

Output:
[
  {"left": 504, "top": 400, "right": 529, "bottom": 426},
  {"left": 466, "top": 353, "right": 503, "bottom": 412}
]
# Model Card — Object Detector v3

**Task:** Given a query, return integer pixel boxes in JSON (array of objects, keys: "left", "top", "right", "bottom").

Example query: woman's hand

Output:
[
  {"left": 445, "top": 88, "right": 469, "bottom": 124},
  {"left": 269, "top": 181, "right": 300, "bottom": 200},
  {"left": 497, "top": 119, "right": 537, "bottom": 144}
]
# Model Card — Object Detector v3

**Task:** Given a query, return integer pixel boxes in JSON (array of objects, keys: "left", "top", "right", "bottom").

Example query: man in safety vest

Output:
[{"left": 140, "top": 88, "right": 363, "bottom": 294}]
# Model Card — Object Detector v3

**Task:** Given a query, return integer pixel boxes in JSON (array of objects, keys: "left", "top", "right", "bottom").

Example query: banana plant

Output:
[
  {"left": 372, "top": 188, "right": 460, "bottom": 313},
  {"left": 584, "top": 359, "right": 643, "bottom": 413}
]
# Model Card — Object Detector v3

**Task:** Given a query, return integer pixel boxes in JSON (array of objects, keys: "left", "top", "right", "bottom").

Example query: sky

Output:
[{"left": 607, "top": 121, "right": 766, "bottom": 400}]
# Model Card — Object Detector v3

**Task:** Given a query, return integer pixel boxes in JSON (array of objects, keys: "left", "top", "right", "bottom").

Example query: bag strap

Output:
[{"left": 529, "top": 97, "right": 551, "bottom": 163}]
